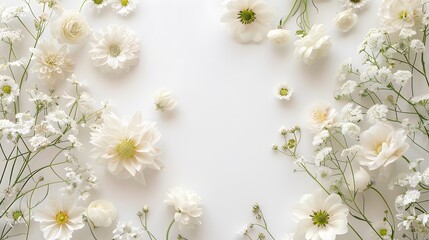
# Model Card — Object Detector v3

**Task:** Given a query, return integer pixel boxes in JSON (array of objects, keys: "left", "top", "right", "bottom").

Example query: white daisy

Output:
[
  {"left": 292, "top": 190, "right": 349, "bottom": 240},
  {"left": 164, "top": 186, "right": 203, "bottom": 230},
  {"left": 341, "top": 0, "right": 368, "bottom": 10},
  {"left": 3, "top": 204, "right": 29, "bottom": 226},
  {"left": 0, "top": 75, "right": 19, "bottom": 104},
  {"left": 221, "top": 0, "right": 275, "bottom": 42},
  {"left": 29, "top": 40, "right": 74, "bottom": 85},
  {"left": 33, "top": 195, "right": 85, "bottom": 240},
  {"left": 88, "top": 0, "right": 110, "bottom": 12},
  {"left": 111, "top": 0, "right": 137, "bottom": 16},
  {"left": 307, "top": 103, "right": 337, "bottom": 133},
  {"left": 89, "top": 25, "right": 140, "bottom": 73},
  {"left": 90, "top": 111, "right": 163, "bottom": 184},
  {"left": 275, "top": 83, "right": 293, "bottom": 101}
]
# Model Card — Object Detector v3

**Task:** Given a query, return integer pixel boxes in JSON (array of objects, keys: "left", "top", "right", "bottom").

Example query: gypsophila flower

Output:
[
  {"left": 366, "top": 104, "right": 388, "bottom": 124},
  {"left": 314, "top": 147, "right": 332, "bottom": 166},
  {"left": 408, "top": 158, "right": 423, "bottom": 170},
  {"left": 315, "top": 166, "right": 332, "bottom": 181},
  {"left": 30, "top": 40, "right": 74, "bottom": 85},
  {"left": 111, "top": 0, "right": 137, "bottom": 16},
  {"left": 399, "top": 28, "right": 417, "bottom": 39},
  {"left": 29, "top": 135, "right": 50, "bottom": 150},
  {"left": 0, "top": 28, "right": 23, "bottom": 44},
  {"left": 275, "top": 83, "right": 293, "bottom": 101},
  {"left": 360, "top": 28, "right": 387, "bottom": 51},
  {"left": 33, "top": 195, "right": 85, "bottom": 240},
  {"left": 90, "top": 25, "right": 140, "bottom": 73},
  {"left": 403, "top": 190, "right": 421, "bottom": 206},
  {"left": 341, "top": 122, "right": 360, "bottom": 137},
  {"left": 164, "top": 186, "right": 203, "bottom": 230},
  {"left": 341, "top": 103, "right": 363, "bottom": 123},
  {"left": 221, "top": 0, "right": 275, "bottom": 43},
  {"left": 46, "top": 108, "right": 72, "bottom": 127},
  {"left": 341, "top": 145, "right": 362, "bottom": 157},
  {"left": 154, "top": 90, "right": 177, "bottom": 111},
  {"left": 338, "top": 80, "right": 357, "bottom": 96},
  {"left": 295, "top": 24, "right": 332, "bottom": 65},
  {"left": 312, "top": 129, "right": 329, "bottom": 146},
  {"left": 337, "top": 58, "right": 352, "bottom": 82},
  {"left": 393, "top": 70, "right": 412, "bottom": 86},
  {"left": 422, "top": 167, "right": 429, "bottom": 185},
  {"left": 410, "top": 39, "right": 425, "bottom": 52},
  {"left": 411, "top": 93, "right": 429, "bottom": 105},
  {"left": 341, "top": 0, "right": 368, "bottom": 9},
  {"left": 0, "top": 185, "right": 18, "bottom": 200},
  {"left": 112, "top": 220, "right": 143, "bottom": 240},
  {"left": 1, "top": 5, "right": 29, "bottom": 23},
  {"left": 376, "top": 67, "right": 393, "bottom": 85},
  {"left": 90, "top": 111, "right": 163, "bottom": 184}
]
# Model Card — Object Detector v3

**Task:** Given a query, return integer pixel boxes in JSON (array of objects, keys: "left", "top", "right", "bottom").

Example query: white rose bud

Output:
[
  {"left": 154, "top": 90, "right": 177, "bottom": 112},
  {"left": 51, "top": 11, "right": 90, "bottom": 44},
  {"left": 347, "top": 167, "right": 371, "bottom": 192},
  {"left": 294, "top": 24, "right": 332, "bottom": 65},
  {"left": 334, "top": 8, "right": 358, "bottom": 33},
  {"left": 86, "top": 200, "right": 117, "bottom": 227},
  {"left": 267, "top": 29, "right": 291, "bottom": 44}
]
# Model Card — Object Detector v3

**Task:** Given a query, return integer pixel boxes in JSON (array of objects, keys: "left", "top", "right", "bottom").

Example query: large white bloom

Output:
[
  {"left": 51, "top": 11, "right": 90, "bottom": 44},
  {"left": 86, "top": 199, "right": 117, "bottom": 227},
  {"left": 378, "top": 0, "right": 423, "bottom": 31},
  {"left": 334, "top": 8, "right": 358, "bottom": 32},
  {"left": 295, "top": 24, "right": 331, "bottom": 65},
  {"left": 359, "top": 123, "right": 409, "bottom": 170},
  {"left": 293, "top": 190, "right": 349, "bottom": 240},
  {"left": 308, "top": 103, "right": 337, "bottom": 133},
  {"left": 220, "top": 0, "right": 275, "bottom": 43},
  {"left": 90, "top": 111, "right": 163, "bottom": 184},
  {"left": 164, "top": 186, "right": 203, "bottom": 230},
  {"left": 33, "top": 195, "right": 85, "bottom": 240},
  {"left": 89, "top": 25, "right": 140, "bottom": 73},
  {"left": 30, "top": 40, "right": 74, "bottom": 85}
]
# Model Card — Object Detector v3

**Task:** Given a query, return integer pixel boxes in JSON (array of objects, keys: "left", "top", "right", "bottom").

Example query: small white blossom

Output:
[
  {"left": 314, "top": 147, "right": 332, "bottom": 166},
  {"left": 393, "top": 70, "right": 412, "bottom": 86},
  {"left": 1, "top": 5, "right": 29, "bottom": 23},
  {"left": 112, "top": 220, "right": 143, "bottom": 240},
  {"left": 341, "top": 145, "right": 362, "bottom": 157},
  {"left": 341, "top": 103, "right": 363, "bottom": 123},
  {"left": 154, "top": 90, "right": 177, "bottom": 112},
  {"left": 312, "top": 129, "right": 329, "bottom": 146},
  {"left": 29, "top": 135, "right": 50, "bottom": 150},
  {"left": 410, "top": 39, "right": 425, "bottom": 52},
  {"left": 366, "top": 104, "right": 388, "bottom": 124},
  {"left": 275, "top": 83, "right": 293, "bottom": 101}
]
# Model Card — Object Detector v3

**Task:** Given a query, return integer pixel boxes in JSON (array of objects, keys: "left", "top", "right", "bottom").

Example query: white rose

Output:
[
  {"left": 154, "top": 90, "right": 177, "bottom": 112},
  {"left": 347, "top": 167, "right": 371, "bottom": 192},
  {"left": 334, "top": 9, "right": 358, "bottom": 32},
  {"left": 86, "top": 200, "right": 117, "bottom": 227},
  {"left": 51, "top": 11, "right": 90, "bottom": 44},
  {"left": 294, "top": 24, "right": 332, "bottom": 65},
  {"left": 359, "top": 123, "right": 409, "bottom": 170},
  {"left": 267, "top": 29, "right": 291, "bottom": 44}
]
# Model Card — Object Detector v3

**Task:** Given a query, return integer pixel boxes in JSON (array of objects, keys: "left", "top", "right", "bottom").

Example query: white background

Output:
[{"left": 3, "top": 0, "right": 384, "bottom": 239}]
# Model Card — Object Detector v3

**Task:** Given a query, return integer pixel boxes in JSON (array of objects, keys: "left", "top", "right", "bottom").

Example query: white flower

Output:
[
  {"left": 33, "top": 195, "right": 85, "bottom": 240},
  {"left": 341, "top": 145, "right": 362, "bottom": 157},
  {"left": 51, "top": 11, "right": 90, "bottom": 44},
  {"left": 220, "top": 0, "right": 275, "bottom": 42},
  {"left": 90, "top": 111, "right": 163, "bottom": 184},
  {"left": 341, "top": 122, "right": 360, "bottom": 137},
  {"left": 393, "top": 70, "right": 412, "bottom": 86},
  {"left": 366, "top": 104, "right": 388, "bottom": 124},
  {"left": 341, "top": 103, "right": 363, "bottom": 123},
  {"left": 275, "top": 83, "right": 293, "bottom": 101},
  {"left": 89, "top": 25, "right": 140, "bottom": 73},
  {"left": 334, "top": 9, "right": 358, "bottom": 32},
  {"left": 1, "top": 5, "right": 29, "bottom": 23},
  {"left": 46, "top": 108, "right": 72, "bottom": 127},
  {"left": 423, "top": 167, "right": 429, "bottom": 185},
  {"left": 347, "top": 167, "right": 371, "bottom": 192},
  {"left": 112, "top": 220, "right": 143, "bottom": 240},
  {"left": 378, "top": 0, "right": 423, "bottom": 31},
  {"left": 411, "top": 93, "right": 429, "bottom": 105},
  {"left": 294, "top": 24, "right": 332, "bottom": 65},
  {"left": 399, "top": 28, "right": 416, "bottom": 38},
  {"left": 29, "top": 135, "right": 50, "bottom": 150},
  {"left": 308, "top": 103, "right": 337, "bottom": 132},
  {"left": 89, "top": 0, "right": 110, "bottom": 12},
  {"left": 314, "top": 147, "right": 332, "bottom": 166},
  {"left": 359, "top": 123, "right": 409, "bottom": 170},
  {"left": 0, "top": 185, "right": 18, "bottom": 200},
  {"left": 315, "top": 166, "right": 332, "bottom": 181},
  {"left": 410, "top": 39, "right": 425, "bottom": 52},
  {"left": 111, "top": 0, "right": 137, "bottom": 16},
  {"left": 0, "top": 75, "right": 19, "bottom": 104},
  {"left": 338, "top": 80, "right": 357, "bottom": 96},
  {"left": 164, "top": 186, "right": 203, "bottom": 230},
  {"left": 292, "top": 190, "right": 349, "bottom": 240},
  {"left": 154, "top": 90, "right": 177, "bottom": 111},
  {"left": 86, "top": 200, "right": 117, "bottom": 227},
  {"left": 372, "top": 221, "right": 392, "bottom": 239},
  {"left": 312, "top": 129, "right": 329, "bottom": 146},
  {"left": 341, "top": 0, "right": 368, "bottom": 9},
  {"left": 267, "top": 29, "right": 291, "bottom": 44},
  {"left": 30, "top": 40, "right": 74, "bottom": 85},
  {"left": 3, "top": 204, "right": 29, "bottom": 226},
  {"left": 337, "top": 58, "right": 352, "bottom": 82},
  {"left": 0, "top": 28, "right": 23, "bottom": 44}
]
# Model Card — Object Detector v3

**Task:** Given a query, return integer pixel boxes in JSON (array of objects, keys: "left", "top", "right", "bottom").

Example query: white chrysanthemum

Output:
[
  {"left": 1, "top": 5, "right": 29, "bottom": 24},
  {"left": 378, "top": 0, "right": 423, "bottom": 31},
  {"left": 341, "top": 0, "right": 368, "bottom": 9},
  {"left": 267, "top": 29, "right": 291, "bottom": 44},
  {"left": 89, "top": 25, "right": 140, "bottom": 73},
  {"left": 293, "top": 190, "right": 349, "bottom": 240},
  {"left": 111, "top": 0, "right": 137, "bottom": 16},
  {"left": 295, "top": 24, "right": 332, "bottom": 65},
  {"left": 220, "top": 0, "right": 275, "bottom": 43},
  {"left": 88, "top": 0, "right": 110, "bottom": 12},
  {"left": 30, "top": 40, "right": 74, "bottom": 85},
  {"left": 154, "top": 90, "right": 177, "bottom": 112},
  {"left": 164, "top": 186, "right": 203, "bottom": 230},
  {"left": 366, "top": 104, "right": 388, "bottom": 124},
  {"left": 90, "top": 111, "right": 163, "bottom": 184},
  {"left": 359, "top": 123, "right": 409, "bottom": 170},
  {"left": 275, "top": 83, "right": 293, "bottom": 101},
  {"left": 0, "top": 28, "right": 23, "bottom": 44},
  {"left": 86, "top": 200, "right": 117, "bottom": 227},
  {"left": 308, "top": 103, "right": 337, "bottom": 132},
  {"left": 0, "top": 75, "right": 19, "bottom": 104},
  {"left": 33, "top": 195, "right": 85, "bottom": 240},
  {"left": 51, "top": 11, "right": 90, "bottom": 44},
  {"left": 334, "top": 8, "right": 358, "bottom": 32}
]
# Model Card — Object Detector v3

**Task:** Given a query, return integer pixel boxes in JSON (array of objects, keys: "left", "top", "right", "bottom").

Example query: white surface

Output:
[{"left": 3, "top": 0, "right": 383, "bottom": 239}]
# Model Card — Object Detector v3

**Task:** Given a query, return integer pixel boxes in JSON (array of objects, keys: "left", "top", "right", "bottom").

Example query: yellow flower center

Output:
[
  {"left": 310, "top": 210, "right": 330, "bottom": 228},
  {"left": 109, "top": 44, "right": 121, "bottom": 57},
  {"left": 121, "top": 0, "right": 129, "bottom": 6},
  {"left": 117, "top": 139, "right": 136, "bottom": 159},
  {"left": 93, "top": 0, "right": 103, "bottom": 4},
  {"left": 238, "top": 8, "right": 256, "bottom": 25},
  {"left": 55, "top": 211, "right": 69, "bottom": 225},
  {"left": 44, "top": 54, "right": 59, "bottom": 69},
  {"left": 279, "top": 88, "right": 289, "bottom": 96},
  {"left": 2, "top": 85, "right": 11, "bottom": 94},
  {"left": 379, "top": 228, "right": 388, "bottom": 236},
  {"left": 399, "top": 10, "right": 410, "bottom": 21},
  {"left": 313, "top": 109, "right": 328, "bottom": 123},
  {"left": 376, "top": 143, "right": 383, "bottom": 154}
]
